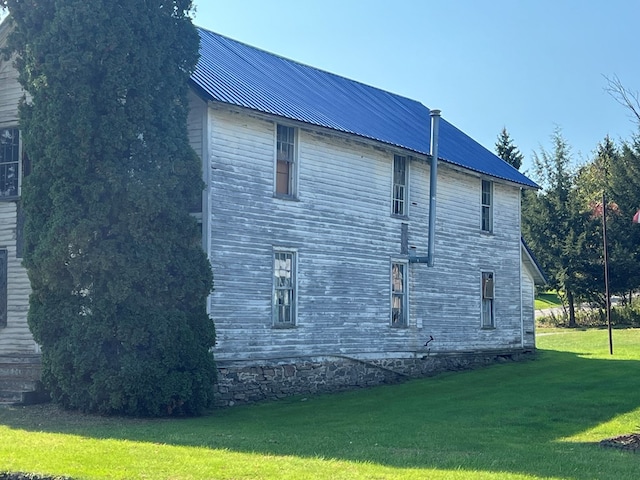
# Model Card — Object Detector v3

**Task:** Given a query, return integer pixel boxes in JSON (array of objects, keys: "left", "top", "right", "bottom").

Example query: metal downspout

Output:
[
  {"left": 203, "top": 103, "right": 213, "bottom": 317},
  {"left": 427, "top": 109, "right": 441, "bottom": 267}
]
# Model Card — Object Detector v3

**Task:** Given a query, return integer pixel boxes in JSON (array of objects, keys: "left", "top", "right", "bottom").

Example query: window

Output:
[
  {"left": 391, "top": 262, "right": 407, "bottom": 327},
  {"left": 0, "top": 128, "right": 20, "bottom": 199},
  {"left": 481, "top": 271, "right": 495, "bottom": 328},
  {"left": 481, "top": 180, "right": 493, "bottom": 232},
  {"left": 273, "top": 250, "right": 296, "bottom": 326},
  {"left": 0, "top": 250, "right": 6, "bottom": 328},
  {"left": 392, "top": 155, "right": 408, "bottom": 216},
  {"left": 275, "top": 124, "right": 296, "bottom": 196}
]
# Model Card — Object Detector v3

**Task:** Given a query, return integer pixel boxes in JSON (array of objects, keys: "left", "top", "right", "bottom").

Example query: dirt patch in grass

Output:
[{"left": 599, "top": 433, "right": 640, "bottom": 452}]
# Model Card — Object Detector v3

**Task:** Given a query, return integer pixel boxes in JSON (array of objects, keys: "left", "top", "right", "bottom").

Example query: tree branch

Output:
[{"left": 604, "top": 74, "right": 640, "bottom": 125}]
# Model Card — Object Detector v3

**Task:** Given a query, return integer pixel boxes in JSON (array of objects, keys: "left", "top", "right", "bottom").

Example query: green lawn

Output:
[
  {"left": 535, "top": 290, "right": 563, "bottom": 310},
  {"left": 2, "top": 329, "right": 640, "bottom": 479}
]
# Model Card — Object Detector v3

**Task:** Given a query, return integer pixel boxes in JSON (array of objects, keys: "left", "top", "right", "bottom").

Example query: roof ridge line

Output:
[{"left": 195, "top": 25, "right": 429, "bottom": 111}]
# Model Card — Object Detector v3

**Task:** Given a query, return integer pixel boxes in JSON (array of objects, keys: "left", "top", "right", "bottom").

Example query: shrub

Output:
[{"left": 6, "top": 0, "right": 216, "bottom": 416}]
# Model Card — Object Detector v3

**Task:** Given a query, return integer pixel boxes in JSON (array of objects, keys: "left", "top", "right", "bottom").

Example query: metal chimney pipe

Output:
[{"left": 427, "top": 109, "right": 440, "bottom": 267}]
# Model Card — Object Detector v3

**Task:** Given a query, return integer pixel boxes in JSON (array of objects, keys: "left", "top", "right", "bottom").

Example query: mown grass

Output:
[
  {"left": 2, "top": 329, "right": 640, "bottom": 479},
  {"left": 535, "top": 290, "right": 563, "bottom": 310}
]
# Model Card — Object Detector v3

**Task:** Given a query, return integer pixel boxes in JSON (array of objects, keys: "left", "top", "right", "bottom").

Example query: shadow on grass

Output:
[{"left": 1, "top": 349, "right": 639, "bottom": 480}]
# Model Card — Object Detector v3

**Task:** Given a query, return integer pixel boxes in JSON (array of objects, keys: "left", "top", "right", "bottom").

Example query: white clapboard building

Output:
[{"left": 0, "top": 18, "right": 545, "bottom": 404}]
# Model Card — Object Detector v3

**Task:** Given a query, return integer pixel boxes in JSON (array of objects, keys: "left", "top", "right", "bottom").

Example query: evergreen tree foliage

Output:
[
  {"left": 608, "top": 135, "right": 640, "bottom": 295},
  {"left": 495, "top": 127, "right": 524, "bottom": 170},
  {"left": 572, "top": 136, "right": 640, "bottom": 302},
  {"left": 2, "top": 0, "right": 215, "bottom": 416},
  {"left": 573, "top": 138, "right": 620, "bottom": 303},
  {"left": 522, "top": 129, "right": 584, "bottom": 326}
]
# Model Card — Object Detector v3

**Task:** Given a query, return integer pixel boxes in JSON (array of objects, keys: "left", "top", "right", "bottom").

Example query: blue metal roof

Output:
[{"left": 191, "top": 27, "right": 539, "bottom": 189}]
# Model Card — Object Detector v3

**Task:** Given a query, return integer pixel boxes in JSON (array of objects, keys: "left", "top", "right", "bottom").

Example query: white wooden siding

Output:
[
  {"left": 0, "top": 22, "right": 35, "bottom": 354},
  {"left": 0, "top": 202, "right": 35, "bottom": 353},
  {"left": 521, "top": 265, "right": 537, "bottom": 348},
  {"left": 411, "top": 173, "right": 524, "bottom": 352},
  {"left": 0, "top": 66, "right": 21, "bottom": 128},
  {"left": 0, "top": 21, "right": 24, "bottom": 128},
  {"left": 0, "top": 44, "right": 535, "bottom": 360},
  {"left": 206, "top": 105, "right": 527, "bottom": 361}
]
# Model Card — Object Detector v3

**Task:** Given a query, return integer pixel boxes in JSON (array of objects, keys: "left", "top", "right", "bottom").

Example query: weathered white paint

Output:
[
  {"left": 204, "top": 104, "right": 535, "bottom": 362},
  {"left": 0, "top": 19, "right": 26, "bottom": 129},
  {"left": 0, "top": 202, "right": 35, "bottom": 354},
  {"left": 521, "top": 266, "right": 537, "bottom": 348},
  {"left": 521, "top": 242, "right": 545, "bottom": 348},
  {"left": 0, "top": 22, "right": 540, "bottom": 363},
  {"left": 0, "top": 19, "right": 35, "bottom": 355},
  {"left": 409, "top": 170, "right": 524, "bottom": 353}
]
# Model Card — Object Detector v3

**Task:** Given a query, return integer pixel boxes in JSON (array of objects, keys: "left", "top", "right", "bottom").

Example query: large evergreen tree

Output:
[
  {"left": 572, "top": 137, "right": 621, "bottom": 304},
  {"left": 495, "top": 127, "right": 524, "bottom": 170},
  {"left": 608, "top": 135, "right": 640, "bottom": 295},
  {"left": 2, "top": 0, "right": 215, "bottom": 416},
  {"left": 571, "top": 136, "right": 640, "bottom": 305},
  {"left": 522, "top": 129, "right": 585, "bottom": 326}
]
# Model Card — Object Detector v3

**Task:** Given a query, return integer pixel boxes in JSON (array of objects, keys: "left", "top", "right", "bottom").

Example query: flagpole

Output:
[{"left": 602, "top": 191, "right": 613, "bottom": 355}]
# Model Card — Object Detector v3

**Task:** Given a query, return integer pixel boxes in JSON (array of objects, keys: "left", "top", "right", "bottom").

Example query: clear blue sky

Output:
[{"left": 192, "top": 0, "right": 640, "bottom": 175}]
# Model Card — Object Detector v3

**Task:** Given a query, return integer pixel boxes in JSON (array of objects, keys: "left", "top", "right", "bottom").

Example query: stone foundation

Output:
[
  {"left": 0, "top": 350, "right": 536, "bottom": 408},
  {"left": 213, "top": 349, "right": 535, "bottom": 407},
  {"left": 0, "top": 354, "right": 45, "bottom": 405}
]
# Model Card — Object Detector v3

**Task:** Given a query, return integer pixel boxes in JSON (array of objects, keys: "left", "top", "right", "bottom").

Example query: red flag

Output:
[{"left": 634, "top": 210, "right": 640, "bottom": 224}]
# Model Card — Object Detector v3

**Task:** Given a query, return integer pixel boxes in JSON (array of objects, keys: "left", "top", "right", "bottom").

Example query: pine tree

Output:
[
  {"left": 522, "top": 129, "right": 583, "bottom": 326},
  {"left": 608, "top": 135, "right": 640, "bottom": 296},
  {"left": 495, "top": 127, "right": 524, "bottom": 170},
  {"left": 3, "top": 0, "right": 215, "bottom": 416},
  {"left": 571, "top": 136, "right": 640, "bottom": 306}
]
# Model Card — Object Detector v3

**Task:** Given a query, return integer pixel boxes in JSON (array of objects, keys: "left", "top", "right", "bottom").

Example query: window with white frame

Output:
[
  {"left": 273, "top": 250, "right": 296, "bottom": 326},
  {"left": 391, "top": 262, "right": 407, "bottom": 327},
  {"left": 392, "top": 155, "right": 408, "bottom": 216},
  {"left": 481, "top": 271, "right": 495, "bottom": 328},
  {"left": 0, "top": 128, "right": 20, "bottom": 199},
  {"left": 481, "top": 180, "right": 493, "bottom": 232},
  {"left": 275, "top": 124, "right": 296, "bottom": 197}
]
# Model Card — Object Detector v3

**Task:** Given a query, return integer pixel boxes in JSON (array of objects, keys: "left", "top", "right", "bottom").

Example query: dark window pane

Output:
[
  {"left": 391, "top": 263, "right": 407, "bottom": 327},
  {"left": 0, "top": 129, "right": 19, "bottom": 198},
  {"left": 393, "top": 155, "right": 407, "bottom": 216},
  {"left": 274, "top": 252, "right": 295, "bottom": 325}
]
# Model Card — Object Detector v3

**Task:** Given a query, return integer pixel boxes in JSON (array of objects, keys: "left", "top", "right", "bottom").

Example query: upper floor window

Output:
[
  {"left": 392, "top": 155, "right": 408, "bottom": 216},
  {"left": 391, "top": 262, "right": 408, "bottom": 328},
  {"left": 481, "top": 180, "right": 493, "bottom": 232},
  {"left": 273, "top": 250, "right": 296, "bottom": 326},
  {"left": 275, "top": 124, "right": 297, "bottom": 197},
  {"left": 0, "top": 128, "right": 20, "bottom": 199},
  {"left": 481, "top": 271, "right": 495, "bottom": 328}
]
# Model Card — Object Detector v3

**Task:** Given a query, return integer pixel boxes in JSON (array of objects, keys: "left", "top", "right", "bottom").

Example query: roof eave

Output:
[
  {"left": 191, "top": 88, "right": 542, "bottom": 190},
  {"left": 521, "top": 238, "right": 547, "bottom": 285}
]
